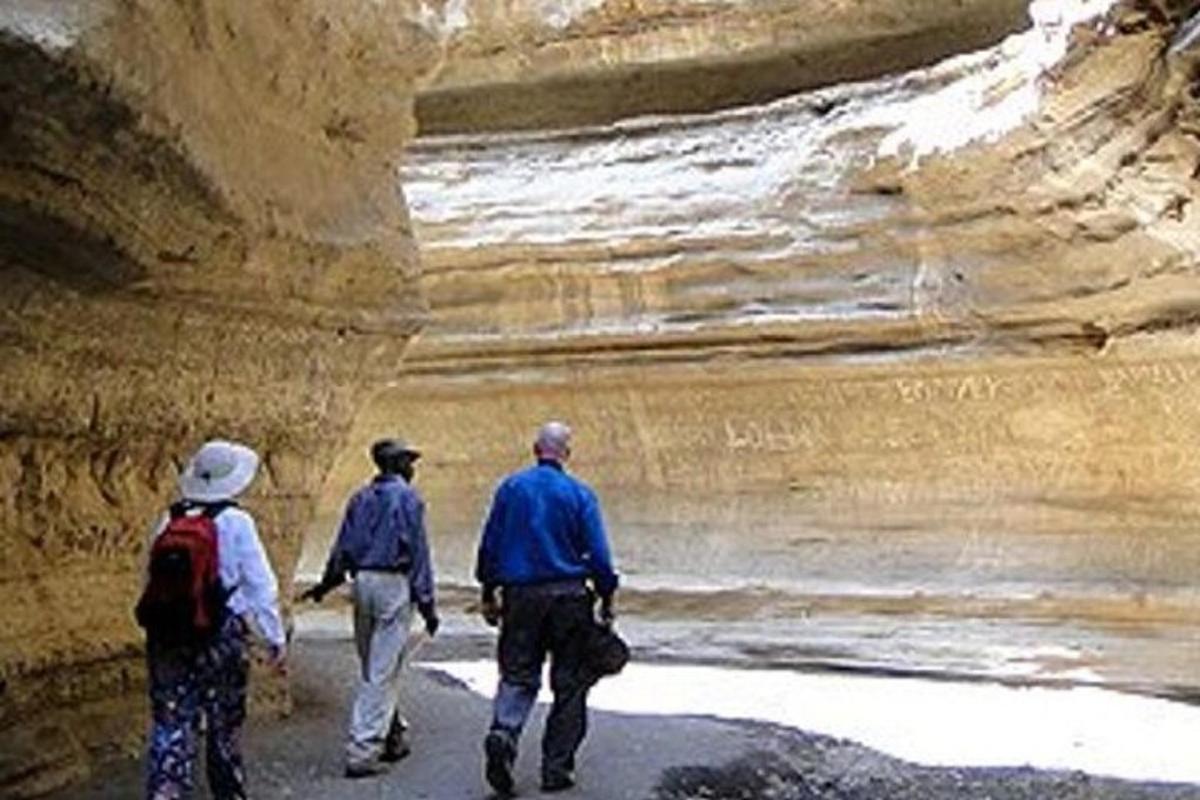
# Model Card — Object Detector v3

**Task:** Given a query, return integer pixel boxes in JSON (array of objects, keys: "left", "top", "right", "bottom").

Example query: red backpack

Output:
[{"left": 135, "top": 501, "right": 230, "bottom": 645}]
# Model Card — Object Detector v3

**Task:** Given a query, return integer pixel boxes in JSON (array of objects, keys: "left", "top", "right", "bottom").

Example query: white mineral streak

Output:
[
  {"left": 415, "top": 0, "right": 631, "bottom": 37},
  {"left": 535, "top": 0, "right": 607, "bottom": 31},
  {"left": 0, "top": 0, "right": 96, "bottom": 50},
  {"left": 1170, "top": 8, "right": 1200, "bottom": 54},
  {"left": 414, "top": 0, "right": 471, "bottom": 35},
  {"left": 435, "top": 660, "right": 1200, "bottom": 784},
  {"left": 876, "top": 0, "right": 1119, "bottom": 162},
  {"left": 404, "top": 0, "right": 1116, "bottom": 306}
]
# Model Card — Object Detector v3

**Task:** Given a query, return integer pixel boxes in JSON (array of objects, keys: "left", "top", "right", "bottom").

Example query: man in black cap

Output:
[{"left": 301, "top": 438, "right": 439, "bottom": 778}]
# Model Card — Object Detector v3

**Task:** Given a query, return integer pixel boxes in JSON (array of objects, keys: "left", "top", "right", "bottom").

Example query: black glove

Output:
[
  {"left": 418, "top": 602, "right": 439, "bottom": 636},
  {"left": 298, "top": 584, "right": 328, "bottom": 603},
  {"left": 481, "top": 587, "right": 502, "bottom": 627}
]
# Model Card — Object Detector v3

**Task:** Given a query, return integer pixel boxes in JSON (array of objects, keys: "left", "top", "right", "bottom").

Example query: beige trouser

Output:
[{"left": 346, "top": 571, "right": 413, "bottom": 766}]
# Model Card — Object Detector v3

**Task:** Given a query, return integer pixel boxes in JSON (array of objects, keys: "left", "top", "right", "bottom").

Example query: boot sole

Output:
[
  {"left": 381, "top": 742, "right": 411, "bottom": 762},
  {"left": 484, "top": 733, "right": 515, "bottom": 796},
  {"left": 540, "top": 776, "right": 575, "bottom": 793}
]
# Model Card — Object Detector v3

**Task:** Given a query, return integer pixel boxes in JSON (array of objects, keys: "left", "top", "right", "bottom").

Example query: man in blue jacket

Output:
[{"left": 475, "top": 421, "right": 619, "bottom": 795}]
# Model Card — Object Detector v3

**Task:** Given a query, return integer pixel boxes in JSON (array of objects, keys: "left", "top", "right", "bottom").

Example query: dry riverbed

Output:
[{"left": 48, "top": 618, "right": 1200, "bottom": 800}]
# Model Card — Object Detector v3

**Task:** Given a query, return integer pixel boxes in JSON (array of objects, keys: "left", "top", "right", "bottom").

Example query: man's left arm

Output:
[
  {"left": 580, "top": 489, "right": 619, "bottom": 621},
  {"left": 406, "top": 492, "right": 439, "bottom": 636}
]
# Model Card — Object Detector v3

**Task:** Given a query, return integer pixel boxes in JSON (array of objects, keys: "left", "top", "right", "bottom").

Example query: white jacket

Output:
[{"left": 150, "top": 505, "right": 287, "bottom": 650}]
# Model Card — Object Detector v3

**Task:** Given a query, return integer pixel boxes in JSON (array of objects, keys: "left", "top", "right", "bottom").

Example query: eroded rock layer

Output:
[
  {"left": 308, "top": 0, "right": 1200, "bottom": 696},
  {"left": 0, "top": 2, "right": 436, "bottom": 795},
  {"left": 4, "top": 0, "right": 1200, "bottom": 796},
  {"left": 415, "top": 0, "right": 1030, "bottom": 133}
]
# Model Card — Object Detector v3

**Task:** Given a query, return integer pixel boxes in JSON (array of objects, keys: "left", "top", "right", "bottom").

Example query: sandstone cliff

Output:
[
  {"left": 309, "top": 0, "right": 1200, "bottom": 701},
  {"left": 4, "top": 0, "right": 1200, "bottom": 796},
  {"left": 0, "top": 2, "right": 437, "bottom": 795}
]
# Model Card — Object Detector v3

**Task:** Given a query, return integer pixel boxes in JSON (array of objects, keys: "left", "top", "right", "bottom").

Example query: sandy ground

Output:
[{"left": 49, "top": 626, "right": 1200, "bottom": 800}]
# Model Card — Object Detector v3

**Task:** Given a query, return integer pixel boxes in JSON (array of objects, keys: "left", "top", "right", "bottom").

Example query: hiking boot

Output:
[
  {"left": 382, "top": 739, "right": 411, "bottom": 762},
  {"left": 484, "top": 731, "right": 516, "bottom": 796},
  {"left": 344, "top": 760, "right": 390, "bottom": 779},
  {"left": 382, "top": 728, "right": 411, "bottom": 762},
  {"left": 540, "top": 771, "right": 575, "bottom": 793}
]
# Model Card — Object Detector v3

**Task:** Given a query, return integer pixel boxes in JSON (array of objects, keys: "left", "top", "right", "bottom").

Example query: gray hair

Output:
[{"left": 534, "top": 421, "right": 572, "bottom": 460}]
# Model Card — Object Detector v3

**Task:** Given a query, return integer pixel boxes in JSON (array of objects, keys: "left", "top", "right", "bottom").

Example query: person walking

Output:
[
  {"left": 475, "top": 421, "right": 619, "bottom": 795},
  {"left": 138, "top": 439, "right": 287, "bottom": 800},
  {"left": 300, "top": 438, "right": 439, "bottom": 778}
]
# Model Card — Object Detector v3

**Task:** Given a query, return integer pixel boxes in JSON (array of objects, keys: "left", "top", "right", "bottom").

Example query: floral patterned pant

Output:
[{"left": 145, "top": 616, "right": 249, "bottom": 800}]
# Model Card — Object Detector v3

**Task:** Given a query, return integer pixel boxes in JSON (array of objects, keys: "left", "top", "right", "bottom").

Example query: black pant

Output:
[{"left": 491, "top": 582, "right": 594, "bottom": 779}]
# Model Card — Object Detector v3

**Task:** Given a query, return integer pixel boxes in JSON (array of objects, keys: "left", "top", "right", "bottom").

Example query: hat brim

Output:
[{"left": 178, "top": 444, "right": 260, "bottom": 502}]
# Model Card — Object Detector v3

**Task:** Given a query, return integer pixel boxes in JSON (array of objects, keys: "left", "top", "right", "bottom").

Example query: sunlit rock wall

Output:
[
  {"left": 307, "top": 0, "right": 1200, "bottom": 691},
  {"left": 0, "top": 1, "right": 437, "bottom": 795}
]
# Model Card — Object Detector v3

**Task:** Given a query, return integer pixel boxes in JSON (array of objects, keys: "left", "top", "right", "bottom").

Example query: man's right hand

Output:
[
  {"left": 598, "top": 594, "right": 615, "bottom": 628},
  {"left": 418, "top": 602, "right": 440, "bottom": 637}
]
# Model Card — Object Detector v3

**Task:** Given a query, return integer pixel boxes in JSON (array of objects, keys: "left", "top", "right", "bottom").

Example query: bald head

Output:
[{"left": 533, "top": 421, "right": 572, "bottom": 463}]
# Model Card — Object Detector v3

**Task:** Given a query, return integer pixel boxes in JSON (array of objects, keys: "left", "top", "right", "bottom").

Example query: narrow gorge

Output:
[
  {"left": 3, "top": 0, "right": 1200, "bottom": 797},
  {"left": 312, "top": 0, "right": 1200, "bottom": 693}
]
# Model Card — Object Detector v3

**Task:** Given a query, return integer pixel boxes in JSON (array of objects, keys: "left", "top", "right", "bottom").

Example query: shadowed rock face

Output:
[
  {"left": 0, "top": 1, "right": 437, "bottom": 795},
  {"left": 306, "top": 0, "right": 1200, "bottom": 699},
  {"left": 414, "top": 0, "right": 1031, "bottom": 134}
]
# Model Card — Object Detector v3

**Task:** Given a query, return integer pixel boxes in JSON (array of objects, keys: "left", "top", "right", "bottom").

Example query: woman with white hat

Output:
[{"left": 140, "top": 439, "right": 287, "bottom": 800}]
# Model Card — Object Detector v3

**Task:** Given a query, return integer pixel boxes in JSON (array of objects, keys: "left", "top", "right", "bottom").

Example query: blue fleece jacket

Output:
[{"left": 475, "top": 460, "right": 618, "bottom": 596}]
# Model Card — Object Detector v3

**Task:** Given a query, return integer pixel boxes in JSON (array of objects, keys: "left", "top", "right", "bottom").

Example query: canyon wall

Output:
[
  {"left": 3, "top": 0, "right": 1199, "bottom": 796},
  {"left": 0, "top": 1, "right": 438, "bottom": 795},
  {"left": 307, "top": 0, "right": 1200, "bottom": 693}
]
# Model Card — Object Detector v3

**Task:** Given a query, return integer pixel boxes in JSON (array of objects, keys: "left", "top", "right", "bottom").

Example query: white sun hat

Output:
[{"left": 178, "top": 440, "right": 260, "bottom": 503}]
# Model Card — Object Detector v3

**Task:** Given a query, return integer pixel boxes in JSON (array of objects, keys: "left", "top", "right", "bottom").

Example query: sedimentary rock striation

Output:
[
  {"left": 415, "top": 0, "right": 1030, "bottom": 133},
  {"left": 310, "top": 0, "right": 1200, "bottom": 699},
  {"left": 4, "top": 0, "right": 1200, "bottom": 796},
  {"left": 0, "top": 1, "right": 437, "bottom": 795}
]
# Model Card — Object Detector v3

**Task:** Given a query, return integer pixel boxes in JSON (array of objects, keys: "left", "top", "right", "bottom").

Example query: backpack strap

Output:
[
  {"left": 201, "top": 500, "right": 237, "bottom": 519},
  {"left": 169, "top": 499, "right": 239, "bottom": 519}
]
